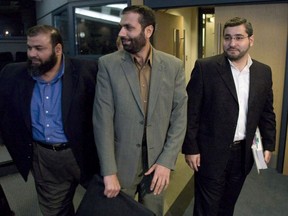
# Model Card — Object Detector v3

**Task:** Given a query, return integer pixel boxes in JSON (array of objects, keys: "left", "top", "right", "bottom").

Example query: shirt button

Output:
[{"left": 46, "top": 96, "right": 49, "bottom": 99}]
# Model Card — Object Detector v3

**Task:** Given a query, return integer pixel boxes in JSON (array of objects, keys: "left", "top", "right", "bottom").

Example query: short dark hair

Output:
[
  {"left": 122, "top": 5, "right": 156, "bottom": 33},
  {"left": 223, "top": 17, "right": 253, "bottom": 37},
  {"left": 26, "top": 25, "right": 64, "bottom": 49}
]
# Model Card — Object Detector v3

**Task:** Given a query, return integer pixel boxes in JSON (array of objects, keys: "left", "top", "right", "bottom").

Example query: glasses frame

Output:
[{"left": 223, "top": 35, "right": 250, "bottom": 42}]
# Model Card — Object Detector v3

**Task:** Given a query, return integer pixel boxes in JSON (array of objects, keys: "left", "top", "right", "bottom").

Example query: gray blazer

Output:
[{"left": 93, "top": 48, "right": 187, "bottom": 188}]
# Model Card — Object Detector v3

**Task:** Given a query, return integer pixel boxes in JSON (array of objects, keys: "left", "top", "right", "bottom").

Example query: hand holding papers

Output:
[{"left": 251, "top": 127, "right": 268, "bottom": 174}]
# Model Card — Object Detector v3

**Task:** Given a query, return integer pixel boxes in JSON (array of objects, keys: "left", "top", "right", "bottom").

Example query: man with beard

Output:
[
  {"left": 0, "top": 25, "right": 99, "bottom": 216},
  {"left": 93, "top": 5, "right": 187, "bottom": 216},
  {"left": 182, "top": 17, "right": 276, "bottom": 216}
]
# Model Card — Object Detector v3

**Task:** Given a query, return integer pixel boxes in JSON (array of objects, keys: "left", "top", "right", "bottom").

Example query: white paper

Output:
[{"left": 251, "top": 127, "right": 267, "bottom": 174}]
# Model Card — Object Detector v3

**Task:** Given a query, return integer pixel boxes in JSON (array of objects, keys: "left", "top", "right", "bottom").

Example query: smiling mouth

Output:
[{"left": 121, "top": 39, "right": 130, "bottom": 45}]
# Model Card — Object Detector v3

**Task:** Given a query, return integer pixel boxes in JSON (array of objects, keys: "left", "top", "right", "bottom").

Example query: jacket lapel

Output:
[
  {"left": 247, "top": 62, "right": 259, "bottom": 108},
  {"left": 121, "top": 52, "right": 145, "bottom": 116},
  {"left": 62, "top": 58, "right": 79, "bottom": 124},
  {"left": 217, "top": 55, "right": 238, "bottom": 103},
  {"left": 147, "top": 49, "right": 163, "bottom": 121}
]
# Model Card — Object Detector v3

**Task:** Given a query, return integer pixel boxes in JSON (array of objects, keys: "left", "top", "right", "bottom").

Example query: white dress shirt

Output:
[{"left": 229, "top": 56, "right": 253, "bottom": 141}]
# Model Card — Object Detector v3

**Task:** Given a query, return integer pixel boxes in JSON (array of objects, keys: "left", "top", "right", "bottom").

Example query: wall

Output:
[
  {"left": 285, "top": 127, "right": 288, "bottom": 174},
  {"left": 36, "top": 0, "right": 68, "bottom": 24},
  {"left": 162, "top": 7, "right": 198, "bottom": 83},
  {"left": 0, "top": 39, "right": 27, "bottom": 60},
  {"left": 215, "top": 3, "right": 288, "bottom": 169}
]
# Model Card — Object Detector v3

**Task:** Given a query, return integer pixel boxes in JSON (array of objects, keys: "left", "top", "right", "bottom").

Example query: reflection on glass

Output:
[
  {"left": 75, "top": 4, "right": 127, "bottom": 56},
  {"left": 54, "top": 10, "right": 69, "bottom": 54}
]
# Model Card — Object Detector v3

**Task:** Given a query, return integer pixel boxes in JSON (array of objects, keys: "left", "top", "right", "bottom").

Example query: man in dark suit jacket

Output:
[
  {"left": 0, "top": 25, "right": 99, "bottom": 216},
  {"left": 182, "top": 17, "right": 276, "bottom": 216}
]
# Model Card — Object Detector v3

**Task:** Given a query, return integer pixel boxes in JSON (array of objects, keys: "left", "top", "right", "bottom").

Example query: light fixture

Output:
[
  {"left": 106, "top": 4, "right": 127, "bottom": 10},
  {"left": 75, "top": 8, "right": 121, "bottom": 23}
]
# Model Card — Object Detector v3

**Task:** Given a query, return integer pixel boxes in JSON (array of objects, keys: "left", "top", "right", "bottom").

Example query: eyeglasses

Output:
[{"left": 224, "top": 35, "right": 249, "bottom": 42}]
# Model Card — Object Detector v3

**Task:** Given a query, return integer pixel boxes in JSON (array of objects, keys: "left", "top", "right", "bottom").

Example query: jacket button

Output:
[{"left": 136, "top": 144, "right": 141, "bottom": 147}]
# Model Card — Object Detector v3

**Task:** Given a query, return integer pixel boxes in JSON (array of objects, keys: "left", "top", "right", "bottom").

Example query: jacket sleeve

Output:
[
  {"left": 182, "top": 60, "right": 203, "bottom": 155},
  {"left": 258, "top": 66, "right": 276, "bottom": 152},
  {"left": 93, "top": 58, "right": 117, "bottom": 176},
  {"left": 155, "top": 59, "right": 188, "bottom": 169}
]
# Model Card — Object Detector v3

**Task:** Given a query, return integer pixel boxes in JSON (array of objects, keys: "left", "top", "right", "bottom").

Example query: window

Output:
[
  {"left": 74, "top": 4, "right": 127, "bottom": 56},
  {"left": 54, "top": 9, "right": 70, "bottom": 55},
  {"left": 0, "top": 0, "right": 36, "bottom": 38}
]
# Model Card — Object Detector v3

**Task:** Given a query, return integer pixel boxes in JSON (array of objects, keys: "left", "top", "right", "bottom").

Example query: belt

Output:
[
  {"left": 34, "top": 141, "right": 70, "bottom": 151},
  {"left": 230, "top": 140, "right": 245, "bottom": 148}
]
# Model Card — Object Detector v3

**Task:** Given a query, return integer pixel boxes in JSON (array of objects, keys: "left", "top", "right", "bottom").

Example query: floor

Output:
[{"left": 1, "top": 146, "right": 288, "bottom": 216}]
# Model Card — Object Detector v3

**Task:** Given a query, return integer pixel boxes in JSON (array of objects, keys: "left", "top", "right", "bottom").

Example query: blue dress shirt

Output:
[{"left": 31, "top": 60, "right": 68, "bottom": 144}]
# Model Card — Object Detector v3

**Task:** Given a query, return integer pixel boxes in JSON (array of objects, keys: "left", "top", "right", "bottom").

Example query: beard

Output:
[
  {"left": 224, "top": 44, "right": 251, "bottom": 61},
  {"left": 27, "top": 51, "right": 57, "bottom": 77},
  {"left": 224, "top": 49, "right": 249, "bottom": 61},
  {"left": 121, "top": 30, "right": 147, "bottom": 54}
]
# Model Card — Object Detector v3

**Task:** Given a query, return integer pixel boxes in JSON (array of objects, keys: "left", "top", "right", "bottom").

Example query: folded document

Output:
[{"left": 252, "top": 127, "right": 267, "bottom": 174}]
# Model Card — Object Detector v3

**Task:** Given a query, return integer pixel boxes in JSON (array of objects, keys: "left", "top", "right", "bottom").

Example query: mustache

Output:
[{"left": 29, "top": 57, "right": 39, "bottom": 60}]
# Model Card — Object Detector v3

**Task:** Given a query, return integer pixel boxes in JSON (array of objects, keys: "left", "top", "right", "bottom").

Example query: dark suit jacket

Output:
[
  {"left": 0, "top": 57, "right": 100, "bottom": 186},
  {"left": 182, "top": 54, "right": 276, "bottom": 178}
]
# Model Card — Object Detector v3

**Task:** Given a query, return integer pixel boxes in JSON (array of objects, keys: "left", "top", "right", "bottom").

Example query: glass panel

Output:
[
  {"left": 54, "top": 9, "right": 70, "bottom": 55},
  {"left": 74, "top": 3, "right": 127, "bottom": 56}
]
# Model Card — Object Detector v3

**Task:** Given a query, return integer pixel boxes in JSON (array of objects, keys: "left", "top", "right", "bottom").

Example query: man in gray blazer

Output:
[
  {"left": 182, "top": 17, "right": 276, "bottom": 216},
  {"left": 93, "top": 5, "right": 187, "bottom": 216}
]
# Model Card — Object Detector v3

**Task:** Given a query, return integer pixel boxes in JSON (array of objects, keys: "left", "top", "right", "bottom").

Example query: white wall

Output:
[{"left": 165, "top": 7, "right": 198, "bottom": 84}]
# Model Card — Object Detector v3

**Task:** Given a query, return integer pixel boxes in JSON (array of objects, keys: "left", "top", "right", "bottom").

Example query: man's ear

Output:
[
  {"left": 145, "top": 25, "right": 154, "bottom": 39},
  {"left": 55, "top": 43, "right": 62, "bottom": 55},
  {"left": 249, "top": 35, "right": 254, "bottom": 47}
]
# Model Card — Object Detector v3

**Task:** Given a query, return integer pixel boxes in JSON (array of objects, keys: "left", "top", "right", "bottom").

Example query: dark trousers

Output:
[
  {"left": 193, "top": 142, "right": 247, "bottom": 216},
  {"left": 32, "top": 142, "right": 81, "bottom": 216}
]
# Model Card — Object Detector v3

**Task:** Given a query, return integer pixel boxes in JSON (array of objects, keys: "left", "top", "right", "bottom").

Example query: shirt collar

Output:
[
  {"left": 228, "top": 55, "right": 253, "bottom": 71},
  {"left": 130, "top": 45, "right": 153, "bottom": 67}
]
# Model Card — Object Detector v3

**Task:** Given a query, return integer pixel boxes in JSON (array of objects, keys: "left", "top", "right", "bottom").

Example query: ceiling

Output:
[{"left": 0, "top": 0, "right": 36, "bottom": 14}]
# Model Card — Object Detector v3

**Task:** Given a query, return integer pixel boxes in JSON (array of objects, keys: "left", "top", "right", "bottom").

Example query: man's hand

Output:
[
  {"left": 264, "top": 150, "right": 272, "bottom": 164},
  {"left": 145, "top": 164, "right": 170, "bottom": 195},
  {"left": 103, "top": 174, "right": 121, "bottom": 198},
  {"left": 185, "top": 154, "right": 200, "bottom": 171}
]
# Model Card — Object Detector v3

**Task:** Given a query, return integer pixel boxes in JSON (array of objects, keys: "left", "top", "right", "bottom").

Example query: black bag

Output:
[
  {"left": 0, "top": 184, "right": 14, "bottom": 216},
  {"left": 76, "top": 175, "right": 155, "bottom": 216}
]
